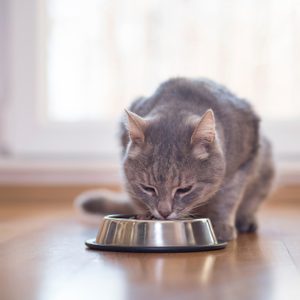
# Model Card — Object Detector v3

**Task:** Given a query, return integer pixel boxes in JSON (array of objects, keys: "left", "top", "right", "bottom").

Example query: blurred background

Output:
[{"left": 0, "top": 0, "right": 300, "bottom": 203}]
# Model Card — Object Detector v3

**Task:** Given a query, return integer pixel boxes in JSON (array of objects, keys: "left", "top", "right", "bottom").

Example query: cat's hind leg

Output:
[{"left": 235, "top": 137, "right": 275, "bottom": 233}]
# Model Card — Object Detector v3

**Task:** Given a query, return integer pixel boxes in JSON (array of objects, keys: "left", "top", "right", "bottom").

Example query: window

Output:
[{"left": 2, "top": 0, "right": 300, "bottom": 161}]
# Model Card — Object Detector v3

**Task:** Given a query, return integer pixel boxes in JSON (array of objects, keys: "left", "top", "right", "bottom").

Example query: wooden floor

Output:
[{"left": 1, "top": 201, "right": 300, "bottom": 300}]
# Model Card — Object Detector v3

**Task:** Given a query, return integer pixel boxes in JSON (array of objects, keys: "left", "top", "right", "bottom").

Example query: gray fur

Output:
[{"left": 80, "top": 78, "right": 275, "bottom": 241}]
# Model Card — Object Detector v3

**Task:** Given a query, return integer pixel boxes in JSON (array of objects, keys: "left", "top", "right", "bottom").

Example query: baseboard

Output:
[
  {"left": 0, "top": 184, "right": 298, "bottom": 205},
  {"left": 0, "top": 184, "right": 121, "bottom": 204}
]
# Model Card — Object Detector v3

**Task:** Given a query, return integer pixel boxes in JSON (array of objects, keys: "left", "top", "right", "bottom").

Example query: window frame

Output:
[{"left": 2, "top": 0, "right": 120, "bottom": 158}]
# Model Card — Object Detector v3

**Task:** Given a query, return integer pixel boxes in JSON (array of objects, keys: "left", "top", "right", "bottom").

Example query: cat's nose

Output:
[
  {"left": 157, "top": 202, "right": 172, "bottom": 219},
  {"left": 158, "top": 209, "right": 170, "bottom": 218}
]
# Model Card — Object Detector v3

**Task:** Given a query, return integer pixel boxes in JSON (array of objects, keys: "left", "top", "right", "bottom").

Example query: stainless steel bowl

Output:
[{"left": 85, "top": 214, "right": 227, "bottom": 252}]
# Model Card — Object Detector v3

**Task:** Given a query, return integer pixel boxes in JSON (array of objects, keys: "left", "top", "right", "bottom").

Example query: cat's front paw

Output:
[
  {"left": 213, "top": 222, "right": 237, "bottom": 242},
  {"left": 235, "top": 215, "right": 258, "bottom": 233}
]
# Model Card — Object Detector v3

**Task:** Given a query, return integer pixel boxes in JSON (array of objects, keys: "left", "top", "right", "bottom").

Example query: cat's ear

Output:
[
  {"left": 124, "top": 109, "right": 147, "bottom": 144},
  {"left": 191, "top": 109, "right": 216, "bottom": 145}
]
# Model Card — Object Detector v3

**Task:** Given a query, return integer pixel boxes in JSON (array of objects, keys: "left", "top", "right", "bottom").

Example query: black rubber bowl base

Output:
[{"left": 85, "top": 239, "right": 227, "bottom": 253}]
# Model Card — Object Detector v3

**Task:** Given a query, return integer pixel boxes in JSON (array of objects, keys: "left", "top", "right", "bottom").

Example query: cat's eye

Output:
[
  {"left": 140, "top": 184, "right": 157, "bottom": 195},
  {"left": 175, "top": 186, "right": 193, "bottom": 195}
]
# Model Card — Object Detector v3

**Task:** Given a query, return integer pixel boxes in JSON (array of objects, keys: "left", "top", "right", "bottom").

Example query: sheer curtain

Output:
[{"left": 47, "top": 0, "right": 300, "bottom": 123}]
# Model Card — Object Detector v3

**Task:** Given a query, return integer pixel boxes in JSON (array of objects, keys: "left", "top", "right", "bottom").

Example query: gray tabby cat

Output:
[{"left": 77, "top": 78, "right": 274, "bottom": 241}]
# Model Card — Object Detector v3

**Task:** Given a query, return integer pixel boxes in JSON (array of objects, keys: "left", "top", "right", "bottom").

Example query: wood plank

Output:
[{"left": 0, "top": 184, "right": 121, "bottom": 204}]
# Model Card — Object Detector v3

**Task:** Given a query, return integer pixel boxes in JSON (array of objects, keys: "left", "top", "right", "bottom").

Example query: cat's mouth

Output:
[{"left": 151, "top": 209, "right": 180, "bottom": 220}]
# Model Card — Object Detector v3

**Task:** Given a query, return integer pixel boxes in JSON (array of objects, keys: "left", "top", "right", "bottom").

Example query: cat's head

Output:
[{"left": 122, "top": 109, "right": 226, "bottom": 219}]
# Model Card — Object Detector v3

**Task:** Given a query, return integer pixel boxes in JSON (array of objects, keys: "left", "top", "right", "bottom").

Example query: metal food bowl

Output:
[{"left": 85, "top": 214, "right": 227, "bottom": 253}]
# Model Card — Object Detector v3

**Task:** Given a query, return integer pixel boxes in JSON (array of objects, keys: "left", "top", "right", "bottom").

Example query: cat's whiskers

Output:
[
  {"left": 174, "top": 199, "right": 210, "bottom": 219},
  {"left": 175, "top": 208, "right": 194, "bottom": 219},
  {"left": 130, "top": 193, "right": 154, "bottom": 215}
]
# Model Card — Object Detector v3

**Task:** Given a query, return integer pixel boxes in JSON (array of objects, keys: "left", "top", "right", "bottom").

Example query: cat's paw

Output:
[
  {"left": 213, "top": 223, "right": 237, "bottom": 242},
  {"left": 235, "top": 215, "right": 258, "bottom": 233}
]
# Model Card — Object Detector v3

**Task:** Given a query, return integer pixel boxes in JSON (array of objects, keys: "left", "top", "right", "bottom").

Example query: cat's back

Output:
[
  {"left": 129, "top": 77, "right": 256, "bottom": 120},
  {"left": 121, "top": 77, "right": 260, "bottom": 173}
]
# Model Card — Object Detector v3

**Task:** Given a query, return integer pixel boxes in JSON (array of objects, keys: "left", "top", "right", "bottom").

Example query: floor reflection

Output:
[
  {"left": 2, "top": 218, "right": 300, "bottom": 300},
  {"left": 101, "top": 251, "right": 217, "bottom": 288},
  {"left": 98, "top": 233, "right": 300, "bottom": 299}
]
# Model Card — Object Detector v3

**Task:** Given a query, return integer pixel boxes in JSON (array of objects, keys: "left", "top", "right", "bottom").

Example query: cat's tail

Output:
[{"left": 74, "top": 189, "right": 135, "bottom": 225}]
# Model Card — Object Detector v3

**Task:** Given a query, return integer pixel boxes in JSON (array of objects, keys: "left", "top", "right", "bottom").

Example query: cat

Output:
[{"left": 75, "top": 78, "right": 275, "bottom": 241}]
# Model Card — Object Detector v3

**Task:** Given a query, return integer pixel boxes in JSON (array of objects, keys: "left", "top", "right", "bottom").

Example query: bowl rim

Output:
[{"left": 103, "top": 214, "right": 211, "bottom": 224}]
